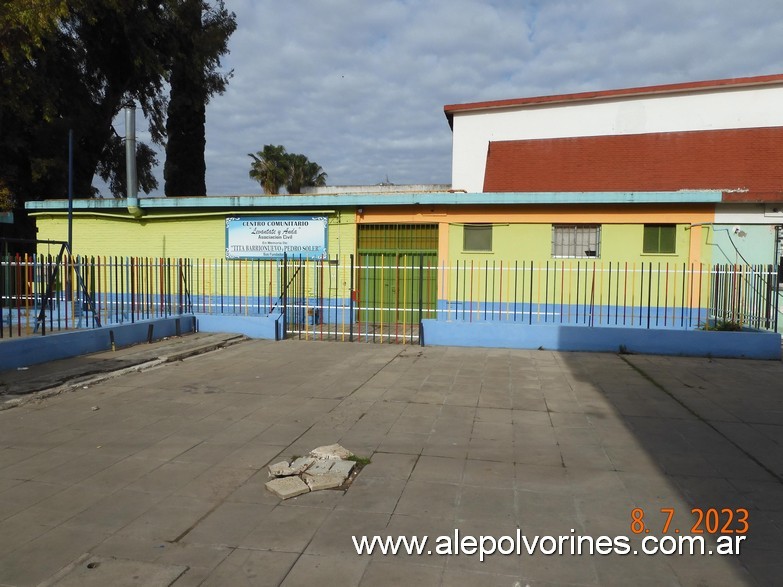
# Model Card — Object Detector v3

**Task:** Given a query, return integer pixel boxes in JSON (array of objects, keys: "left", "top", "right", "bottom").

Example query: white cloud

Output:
[{"left": 110, "top": 0, "right": 783, "bottom": 196}]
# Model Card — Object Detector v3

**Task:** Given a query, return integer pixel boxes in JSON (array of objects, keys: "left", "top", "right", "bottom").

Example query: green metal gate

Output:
[{"left": 357, "top": 224, "right": 438, "bottom": 327}]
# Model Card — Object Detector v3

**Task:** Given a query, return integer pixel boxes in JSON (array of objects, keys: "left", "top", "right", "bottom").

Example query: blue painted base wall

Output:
[
  {"left": 195, "top": 313, "right": 282, "bottom": 340},
  {"left": 436, "top": 300, "right": 721, "bottom": 330},
  {"left": 0, "top": 316, "right": 197, "bottom": 371},
  {"left": 421, "top": 320, "right": 781, "bottom": 360}
]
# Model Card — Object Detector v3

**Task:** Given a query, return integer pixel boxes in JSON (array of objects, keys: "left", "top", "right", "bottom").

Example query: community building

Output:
[
  {"left": 23, "top": 73, "right": 783, "bottom": 341},
  {"left": 29, "top": 73, "right": 783, "bottom": 267},
  {"left": 445, "top": 73, "right": 783, "bottom": 268}
]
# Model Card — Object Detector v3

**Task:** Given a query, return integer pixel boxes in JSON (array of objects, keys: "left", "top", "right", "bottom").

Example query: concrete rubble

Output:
[
  {"left": 265, "top": 444, "right": 360, "bottom": 499},
  {"left": 309, "top": 443, "right": 354, "bottom": 460}
]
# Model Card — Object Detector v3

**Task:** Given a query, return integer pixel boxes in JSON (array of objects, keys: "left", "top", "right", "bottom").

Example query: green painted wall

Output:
[
  {"left": 447, "top": 222, "right": 703, "bottom": 265},
  {"left": 443, "top": 222, "right": 713, "bottom": 307},
  {"left": 601, "top": 224, "right": 697, "bottom": 264}
]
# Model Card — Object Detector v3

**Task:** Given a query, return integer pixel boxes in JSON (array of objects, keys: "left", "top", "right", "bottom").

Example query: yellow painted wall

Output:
[
  {"left": 359, "top": 203, "right": 714, "bottom": 266},
  {"left": 34, "top": 216, "right": 224, "bottom": 258},
  {"left": 327, "top": 210, "right": 356, "bottom": 259},
  {"left": 359, "top": 203, "right": 713, "bottom": 226},
  {"left": 36, "top": 204, "right": 710, "bottom": 262},
  {"left": 31, "top": 204, "right": 723, "bottom": 316},
  {"left": 34, "top": 211, "right": 356, "bottom": 260},
  {"left": 33, "top": 212, "right": 358, "bottom": 308}
]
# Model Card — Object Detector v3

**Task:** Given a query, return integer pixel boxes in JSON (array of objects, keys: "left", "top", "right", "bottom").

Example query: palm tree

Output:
[
  {"left": 248, "top": 145, "right": 289, "bottom": 194},
  {"left": 285, "top": 154, "right": 327, "bottom": 194}
]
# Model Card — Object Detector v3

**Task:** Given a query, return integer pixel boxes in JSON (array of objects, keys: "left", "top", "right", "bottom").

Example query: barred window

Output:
[
  {"left": 463, "top": 224, "right": 493, "bottom": 252},
  {"left": 551, "top": 225, "right": 601, "bottom": 258},
  {"left": 643, "top": 224, "right": 676, "bottom": 254}
]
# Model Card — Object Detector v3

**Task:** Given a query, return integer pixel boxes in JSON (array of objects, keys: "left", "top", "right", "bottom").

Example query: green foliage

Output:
[
  {"left": 0, "top": 0, "right": 236, "bottom": 213},
  {"left": 286, "top": 153, "right": 327, "bottom": 194},
  {"left": 248, "top": 145, "right": 292, "bottom": 195},
  {"left": 345, "top": 454, "right": 372, "bottom": 466},
  {"left": 0, "top": 0, "right": 73, "bottom": 60},
  {"left": 248, "top": 145, "right": 328, "bottom": 195},
  {"left": 702, "top": 320, "right": 743, "bottom": 332},
  {"left": 0, "top": 179, "right": 14, "bottom": 212},
  {"left": 96, "top": 137, "right": 160, "bottom": 198},
  {"left": 164, "top": 0, "right": 236, "bottom": 196}
]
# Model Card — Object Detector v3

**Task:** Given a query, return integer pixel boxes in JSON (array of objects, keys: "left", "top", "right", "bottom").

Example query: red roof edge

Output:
[
  {"left": 722, "top": 191, "right": 783, "bottom": 203},
  {"left": 443, "top": 73, "right": 783, "bottom": 128}
]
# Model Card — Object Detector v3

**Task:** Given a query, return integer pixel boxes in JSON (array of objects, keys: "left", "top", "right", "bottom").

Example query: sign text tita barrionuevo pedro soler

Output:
[{"left": 225, "top": 216, "right": 327, "bottom": 260}]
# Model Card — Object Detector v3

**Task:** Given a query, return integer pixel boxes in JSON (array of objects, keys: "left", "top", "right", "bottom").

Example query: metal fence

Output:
[
  {"left": 440, "top": 260, "right": 780, "bottom": 332},
  {"left": 2, "top": 254, "right": 780, "bottom": 341}
]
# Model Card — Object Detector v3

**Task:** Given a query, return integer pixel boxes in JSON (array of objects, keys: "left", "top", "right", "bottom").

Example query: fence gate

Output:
[
  {"left": 356, "top": 224, "right": 437, "bottom": 342},
  {"left": 278, "top": 224, "right": 438, "bottom": 343}
]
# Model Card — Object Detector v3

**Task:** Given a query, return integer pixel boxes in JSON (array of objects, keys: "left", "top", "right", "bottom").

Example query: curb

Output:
[{"left": 0, "top": 334, "right": 249, "bottom": 411}]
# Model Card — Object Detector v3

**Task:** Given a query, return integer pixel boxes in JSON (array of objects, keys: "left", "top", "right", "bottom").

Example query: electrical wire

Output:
[{"left": 722, "top": 228, "right": 752, "bottom": 265}]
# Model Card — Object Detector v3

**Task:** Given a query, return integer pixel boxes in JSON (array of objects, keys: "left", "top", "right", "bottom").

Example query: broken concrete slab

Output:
[
  {"left": 268, "top": 461, "right": 296, "bottom": 477},
  {"left": 265, "top": 476, "right": 310, "bottom": 499},
  {"left": 310, "top": 443, "right": 353, "bottom": 460},
  {"left": 265, "top": 444, "right": 366, "bottom": 498},
  {"left": 329, "top": 459, "right": 355, "bottom": 478},
  {"left": 304, "top": 472, "right": 345, "bottom": 491},
  {"left": 289, "top": 456, "right": 315, "bottom": 473},
  {"left": 306, "top": 460, "right": 335, "bottom": 475}
]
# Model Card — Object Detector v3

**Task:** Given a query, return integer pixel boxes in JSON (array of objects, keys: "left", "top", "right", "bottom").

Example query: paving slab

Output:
[
  {"left": 289, "top": 456, "right": 316, "bottom": 473},
  {"left": 39, "top": 553, "right": 188, "bottom": 587},
  {"left": 305, "top": 459, "right": 335, "bottom": 476},
  {"left": 268, "top": 461, "right": 295, "bottom": 477},
  {"left": 304, "top": 472, "right": 345, "bottom": 491},
  {"left": 0, "top": 340, "right": 780, "bottom": 586},
  {"left": 265, "top": 476, "right": 310, "bottom": 500},
  {"left": 329, "top": 459, "right": 355, "bottom": 478}
]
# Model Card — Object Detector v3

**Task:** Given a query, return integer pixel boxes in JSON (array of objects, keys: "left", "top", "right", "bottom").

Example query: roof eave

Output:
[{"left": 444, "top": 73, "right": 783, "bottom": 118}]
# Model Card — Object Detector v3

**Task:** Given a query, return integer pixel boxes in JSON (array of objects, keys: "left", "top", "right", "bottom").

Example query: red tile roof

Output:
[
  {"left": 482, "top": 127, "right": 783, "bottom": 195},
  {"left": 444, "top": 73, "right": 783, "bottom": 128}
]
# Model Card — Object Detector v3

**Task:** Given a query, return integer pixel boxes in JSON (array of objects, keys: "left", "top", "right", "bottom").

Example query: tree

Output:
[
  {"left": 0, "top": 0, "right": 236, "bottom": 224},
  {"left": 1, "top": 1, "right": 168, "bottom": 207},
  {"left": 0, "top": 179, "right": 14, "bottom": 212},
  {"left": 286, "top": 153, "right": 327, "bottom": 194},
  {"left": 248, "top": 145, "right": 290, "bottom": 195},
  {"left": 164, "top": 0, "right": 236, "bottom": 196},
  {"left": 248, "top": 146, "right": 328, "bottom": 194},
  {"left": 96, "top": 136, "right": 160, "bottom": 198},
  {"left": 0, "top": 1, "right": 73, "bottom": 60},
  {"left": 27, "top": 1, "right": 174, "bottom": 197}
]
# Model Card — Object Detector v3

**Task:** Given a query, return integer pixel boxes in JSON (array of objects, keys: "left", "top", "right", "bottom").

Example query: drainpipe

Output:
[{"left": 125, "top": 103, "right": 144, "bottom": 218}]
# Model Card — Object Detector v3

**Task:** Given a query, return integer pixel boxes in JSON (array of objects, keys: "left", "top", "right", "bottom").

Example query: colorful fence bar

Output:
[
  {"left": 440, "top": 260, "right": 780, "bottom": 332},
  {"left": 1, "top": 255, "right": 780, "bottom": 341}
]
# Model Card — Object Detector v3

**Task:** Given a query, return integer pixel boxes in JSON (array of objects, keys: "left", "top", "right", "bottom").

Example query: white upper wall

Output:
[
  {"left": 450, "top": 83, "right": 783, "bottom": 193},
  {"left": 715, "top": 203, "right": 783, "bottom": 224}
]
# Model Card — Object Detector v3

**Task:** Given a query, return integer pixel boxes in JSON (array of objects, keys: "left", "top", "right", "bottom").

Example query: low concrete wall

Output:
[
  {"left": 0, "top": 316, "right": 197, "bottom": 371},
  {"left": 195, "top": 313, "right": 282, "bottom": 340},
  {"left": 421, "top": 320, "right": 782, "bottom": 360}
]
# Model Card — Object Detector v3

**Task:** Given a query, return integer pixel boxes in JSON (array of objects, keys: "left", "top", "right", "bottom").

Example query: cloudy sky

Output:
[{"left": 124, "top": 0, "right": 783, "bottom": 197}]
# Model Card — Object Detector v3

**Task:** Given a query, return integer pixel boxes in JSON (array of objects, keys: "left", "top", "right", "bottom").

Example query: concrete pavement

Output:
[
  {"left": 0, "top": 338, "right": 781, "bottom": 586},
  {"left": 0, "top": 332, "right": 247, "bottom": 407}
]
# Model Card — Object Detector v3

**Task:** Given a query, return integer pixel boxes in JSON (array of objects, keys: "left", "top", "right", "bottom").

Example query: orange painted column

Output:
[
  {"left": 688, "top": 225, "right": 703, "bottom": 267},
  {"left": 438, "top": 222, "right": 449, "bottom": 299}
]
